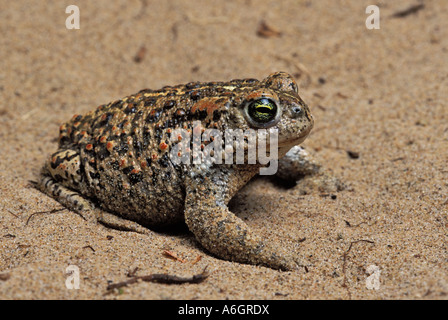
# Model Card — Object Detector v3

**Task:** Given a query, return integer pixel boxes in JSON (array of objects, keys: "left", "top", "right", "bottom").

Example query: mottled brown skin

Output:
[{"left": 36, "top": 72, "right": 329, "bottom": 270}]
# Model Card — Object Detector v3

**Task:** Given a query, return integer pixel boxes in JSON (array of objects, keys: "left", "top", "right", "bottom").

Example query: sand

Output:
[{"left": 0, "top": 0, "right": 447, "bottom": 300}]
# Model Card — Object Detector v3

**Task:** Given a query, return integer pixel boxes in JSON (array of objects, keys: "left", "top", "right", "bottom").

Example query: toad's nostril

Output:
[{"left": 292, "top": 106, "right": 302, "bottom": 115}]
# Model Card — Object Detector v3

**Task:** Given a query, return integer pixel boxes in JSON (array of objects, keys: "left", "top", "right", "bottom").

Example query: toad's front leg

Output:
[
  {"left": 276, "top": 146, "right": 345, "bottom": 194},
  {"left": 184, "top": 166, "right": 301, "bottom": 271}
]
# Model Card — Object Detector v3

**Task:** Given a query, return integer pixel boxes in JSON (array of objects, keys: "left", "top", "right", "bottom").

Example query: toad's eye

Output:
[{"left": 247, "top": 98, "right": 278, "bottom": 124}]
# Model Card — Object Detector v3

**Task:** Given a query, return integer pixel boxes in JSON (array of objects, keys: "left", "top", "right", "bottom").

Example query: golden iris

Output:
[{"left": 247, "top": 98, "right": 277, "bottom": 124}]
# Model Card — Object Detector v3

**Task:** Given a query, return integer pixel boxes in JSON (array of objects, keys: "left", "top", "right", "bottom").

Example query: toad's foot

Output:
[{"left": 277, "top": 146, "right": 345, "bottom": 194}]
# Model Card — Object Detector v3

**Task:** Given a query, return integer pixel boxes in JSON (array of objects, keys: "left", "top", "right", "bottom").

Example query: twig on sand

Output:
[
  {"left": 106, "top": 266, "right": 209, "bottom": 291},
  {"left": 391, "top": 3, "right": 425, "bottom": 18},
  {"left": 25, "top": 208, "right": 67, "bottom": 225}
]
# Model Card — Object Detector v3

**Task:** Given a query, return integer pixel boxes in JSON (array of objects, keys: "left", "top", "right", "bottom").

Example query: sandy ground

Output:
[{"left": 0, "top": 0, "right": 447, "bottom": 300}]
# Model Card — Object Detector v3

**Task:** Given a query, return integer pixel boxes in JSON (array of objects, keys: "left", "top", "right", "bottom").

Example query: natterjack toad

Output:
[{"left": 36, "top": 72, "right": 335, "bottom": 270}]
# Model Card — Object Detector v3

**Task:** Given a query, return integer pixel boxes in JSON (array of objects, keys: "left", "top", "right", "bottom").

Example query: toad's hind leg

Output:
[
  {"left": 35, "top": 149, "right": 151, "bottom": 234},
  {"left": 35, "top": 175, "right": 151, "bottom": 234}
]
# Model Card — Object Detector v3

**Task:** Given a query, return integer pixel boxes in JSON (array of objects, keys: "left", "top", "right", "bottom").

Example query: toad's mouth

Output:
[
  {"left": 276, "top": 136, "right": 307, "bottom": 156},
  {"left": 277, "top": 123, "right": 313, "bottom": 146},
  {"left": 270, "top": 125, "right": 312, "bottom": 157}
]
